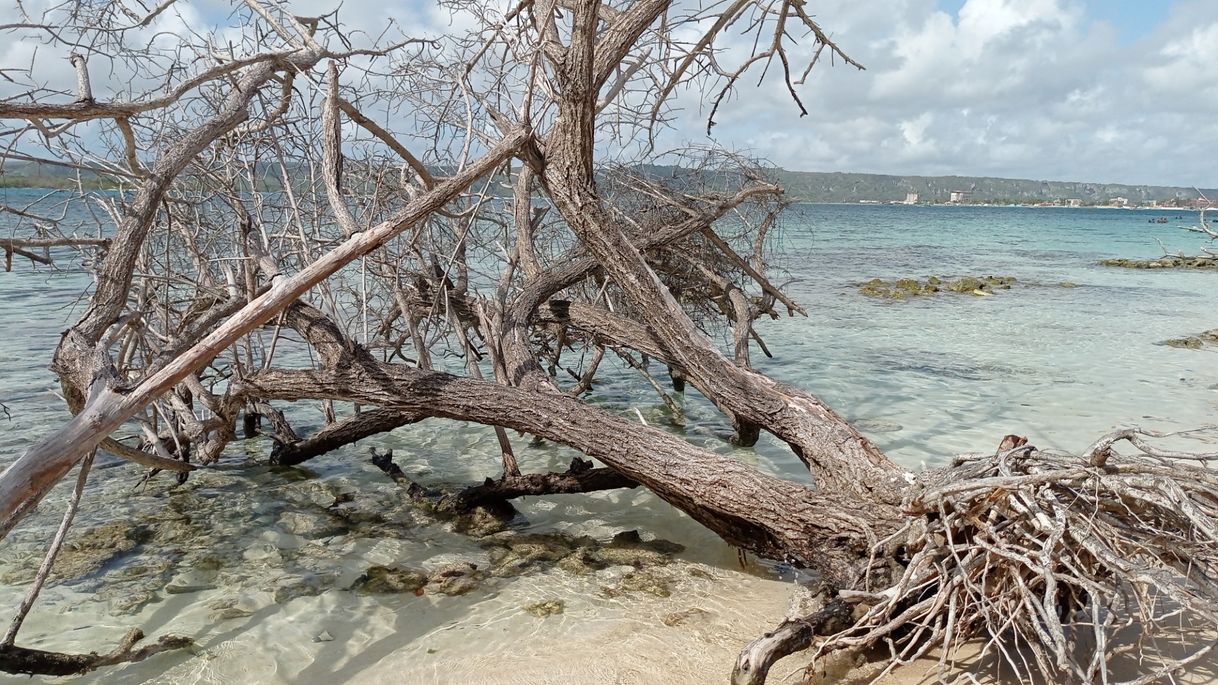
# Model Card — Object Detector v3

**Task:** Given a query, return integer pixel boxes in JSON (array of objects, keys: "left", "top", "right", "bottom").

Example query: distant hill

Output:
[
  {"left": 767, "top": 169, "right": 1217, "bottom": 205},
  {"left": 3, "top": 158, "right": 1213, "bottom": 206},
  {"left": 0, "top": 160, "right": 117, "bottom": 190}
]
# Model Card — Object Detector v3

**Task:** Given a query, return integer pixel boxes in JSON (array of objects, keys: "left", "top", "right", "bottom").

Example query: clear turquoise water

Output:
[
  {"left": 0, "top": 191, "right": 1215, "bottom": 682},
  {"left": 749, "top": 203, "right": 1216, "bottom": 466}
]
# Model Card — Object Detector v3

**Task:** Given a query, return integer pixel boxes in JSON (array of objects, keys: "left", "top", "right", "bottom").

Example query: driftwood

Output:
[
  {"left": 443, "top": 457, "right": 639, "bottom": 511},
  {"left": 368, "top": 448, "right": 636, "bottom": 514},
  {"left": 0, "top": 629, "right": 192, "bottom": 677}
]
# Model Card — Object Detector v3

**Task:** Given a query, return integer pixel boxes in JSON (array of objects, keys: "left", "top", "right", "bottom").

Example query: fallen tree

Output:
[{"left": 0, "top": 1, "right": 1216, "bottom": 683}]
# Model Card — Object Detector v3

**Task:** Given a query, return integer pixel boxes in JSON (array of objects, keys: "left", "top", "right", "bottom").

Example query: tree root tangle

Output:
[{"left": 737, "top": 437, "right": 1218, "bottom": 685}]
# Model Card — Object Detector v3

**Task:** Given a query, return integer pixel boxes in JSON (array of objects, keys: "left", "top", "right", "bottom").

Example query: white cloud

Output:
[
  {"left": 672, "top": 0, "right": 1218, "bottom": 186},
  {"left": 3, "top": 0, "right": 1217, "bottom": 187}
]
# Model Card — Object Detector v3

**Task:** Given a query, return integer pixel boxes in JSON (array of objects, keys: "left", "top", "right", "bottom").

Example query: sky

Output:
[
  {"left": 1, "top": 0, "right": 1216, "bottom": 188},
  {"left": 676, "top": 0, "right": 1218, "bottom": 187}
]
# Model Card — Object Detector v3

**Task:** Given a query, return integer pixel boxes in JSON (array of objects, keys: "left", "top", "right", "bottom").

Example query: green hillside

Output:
[
  {"left": 4, "top": 158, "right": 1212, "bottom": 206},
  {"left": 768, "top": 169, "right": 1216, "bottom": 205}
]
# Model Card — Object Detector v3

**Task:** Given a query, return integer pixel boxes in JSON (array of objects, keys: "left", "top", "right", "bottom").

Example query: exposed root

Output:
[
  {"left": 734, "top": 596, "right": 854, "bottom": 685},
  {"left": 735, "top": 429, "right": 1218, "bottom": 684},
  {"left": 0, "top": 628, "right": 192, "bottom": 676},
  {"left": 809, "top": 430, "right": 1218, "bottom": 684}
]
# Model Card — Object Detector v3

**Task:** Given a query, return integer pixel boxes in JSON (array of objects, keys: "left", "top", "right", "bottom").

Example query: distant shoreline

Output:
[
  {"left": 793, "top": 201, "right": 1200, "bottom": 210},
  {"left": 4, "top": 165, "right": 1214, "bottom": 209}
]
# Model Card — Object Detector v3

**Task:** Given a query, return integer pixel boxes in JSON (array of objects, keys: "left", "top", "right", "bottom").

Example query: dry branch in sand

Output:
[{"left": 0, "top": 1, "right": 1214, "bottom": 683}]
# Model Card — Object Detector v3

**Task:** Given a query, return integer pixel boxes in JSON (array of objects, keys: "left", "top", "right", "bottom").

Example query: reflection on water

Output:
[{"left": 0, "top": 195, "right": 1216, "bottom": 683}]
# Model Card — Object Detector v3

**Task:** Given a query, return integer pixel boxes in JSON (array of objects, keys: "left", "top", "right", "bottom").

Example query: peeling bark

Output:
[{"left": 238, "top": 358, "right": 897, "bottom": 584}]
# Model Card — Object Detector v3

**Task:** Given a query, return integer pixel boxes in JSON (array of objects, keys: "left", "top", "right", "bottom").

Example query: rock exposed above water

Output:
[
  {"left": 1161, "top": 329, "right": 1218, "bottom": 350},
  {"left": 859, "top": 275, "right": 1018, "bottom": 299},
  {"left": 1101, "top": 256, "right": 1218, "bottom": 270}
]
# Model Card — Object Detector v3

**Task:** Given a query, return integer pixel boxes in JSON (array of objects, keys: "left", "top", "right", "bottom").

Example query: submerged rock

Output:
[
  {"left": 114, "top": 557, "right": 174, "bottom": 581},
  {"left": 600, "top": 568, "right": 674, "bottom": 598},
  {"left": 523, "top": 599, "right": 565, "bottom": 617},
  {"left": 453, "top": 504, "right": 513, "bottom": 537},
  {"left": 277, "top": 511, "right": 346, "bottom": 539},
  {"left": 946, "top": 276, "right": 987, "bottom": 293},
  {"left": 556, "top": 547, "right": 606, "bottom": 575},
  {"left": 110, "top": 590, "right": 158, "bottom": 615},
  {"left": 273, "top": 574, "right": 335, "bottom": 603},
  {"left": 243, "top": 543, "right": 283, "bottom": 564},
  {"left": 193, "top": 555, "right": 225, "bottom": 572},
  {"left": 165, "top": 569, "right": 218, "bottom": 594},
  {"left": 147, "top": 514, "right": 206, "bottom": 546},
  {"left": 485, "top": 533, "right": 578, "bottom": 577},
  {"left": 595, "top": 530, "right": 684, "bottom": 568},
  {"left": 427, "top": 562, "right": 484, "bottom": 596},
  {"left": 52, "top": 521, "right": 151, "bottom": 580},
  {"left": 851, "top": 418, "right": 903, "bottom": 433},
  {"left": 280, "top": 479, "right": 346, "bottom": 509},
  {"left": 662, "top": 607, "right": 711, "bottom": 626},
  {"left": 352, "top": 565, "right": 428, "bottom": 595},
  {"left": 208, "top": 596, "right": 259, "bottom": 620},
  {"left": 483, "top": 530, "right": 684, "bottom": 579}
]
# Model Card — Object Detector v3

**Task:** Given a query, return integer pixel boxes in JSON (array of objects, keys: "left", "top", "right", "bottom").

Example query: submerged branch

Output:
[{"left": 0, "top": 628, "right": 192, "bottom": 677}]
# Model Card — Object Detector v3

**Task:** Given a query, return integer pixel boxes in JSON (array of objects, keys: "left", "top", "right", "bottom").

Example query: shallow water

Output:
[{"left": 0, "top": 194, "right": 1215, "bottom": 684}]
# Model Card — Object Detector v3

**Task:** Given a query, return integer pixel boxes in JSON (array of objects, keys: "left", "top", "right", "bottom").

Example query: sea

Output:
[{"left": 0, "top": 191, "right": 1215, "bottom": 684}]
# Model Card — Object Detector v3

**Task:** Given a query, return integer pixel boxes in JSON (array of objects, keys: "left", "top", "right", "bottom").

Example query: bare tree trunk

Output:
[
  {"left": 237, "top": 304, "right": 896, "bottom": 584},
  {"left": 519, "top": 0, "right": 903, "bottom": 509}
]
